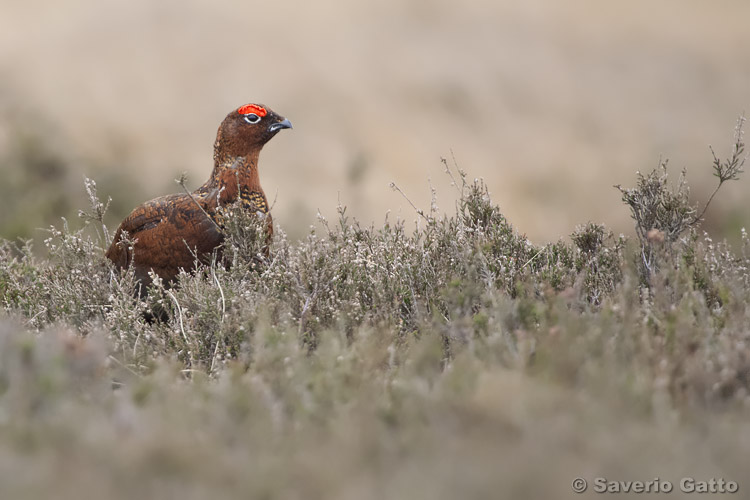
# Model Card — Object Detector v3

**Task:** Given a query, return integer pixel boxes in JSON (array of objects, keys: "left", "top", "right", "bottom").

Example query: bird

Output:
[{"left": 105, "top": 103, "right": 292, "bottom": 293}]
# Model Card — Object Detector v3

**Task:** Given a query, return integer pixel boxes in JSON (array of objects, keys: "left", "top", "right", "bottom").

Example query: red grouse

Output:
[{"left": 106, "top": 103, "right": 291, "bottom": 290}]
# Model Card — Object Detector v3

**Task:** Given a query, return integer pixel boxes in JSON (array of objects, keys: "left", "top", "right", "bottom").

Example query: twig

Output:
[
  {"left": 692, "top": 183, "right": 722, "bottom": 226},
  {"left": 521, "top": 249, "right": 544, "bottom": 270},
  {"left": 107, "top": 355, "right": 142, "bottom": 378},
  {"left": 176, "top": 172, "right": 222, "bottom": 231},
  {"left": 442, "top": 156, "right": 461, "bottom": 195},
  {"left": 167, "top": 290, "right": 193, "bottom": 368},
  {"left": 389, "top": 182, "right": 430, "bottom": 221},
  {"left": 211, "top": 266, "right": 226, "bottom": 323},
  {"left": 693, "top": 115, "right": 747, "bottom": 225},
  {"left": 209, "top": 337, "right": 222, "bottom": 375},
  {"left": 133, "top": 332, "right": 140, "bottom": 359}
]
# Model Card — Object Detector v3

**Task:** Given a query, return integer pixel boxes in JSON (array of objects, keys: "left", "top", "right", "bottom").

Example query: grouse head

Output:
[{"left": 214, "top": 103, "right": 292, "bottom": 159}]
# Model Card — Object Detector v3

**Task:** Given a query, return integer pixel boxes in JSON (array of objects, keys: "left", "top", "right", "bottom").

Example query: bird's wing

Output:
[{"left": 106, "top": 194, "right": 224, "bottom": 281}]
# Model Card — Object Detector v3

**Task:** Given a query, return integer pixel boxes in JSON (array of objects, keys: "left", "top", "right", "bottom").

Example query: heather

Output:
[{"left": 0, "top": 120, "right": 748, "bottom": 499}]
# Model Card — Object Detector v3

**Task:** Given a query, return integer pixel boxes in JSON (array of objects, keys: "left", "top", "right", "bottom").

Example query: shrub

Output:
[{"left": 0, "top": 119, "right": 747, "bottom": 499}]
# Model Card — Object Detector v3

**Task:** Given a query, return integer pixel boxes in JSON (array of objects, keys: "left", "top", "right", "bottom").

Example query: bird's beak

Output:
[{"left": 269, "top": 118, "right": 293, "bottom": 132}]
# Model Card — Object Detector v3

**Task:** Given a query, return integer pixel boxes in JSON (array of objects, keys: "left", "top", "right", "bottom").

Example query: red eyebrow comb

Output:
[{"left": 237, "top": 104, "right": 267, "bottom": 117}]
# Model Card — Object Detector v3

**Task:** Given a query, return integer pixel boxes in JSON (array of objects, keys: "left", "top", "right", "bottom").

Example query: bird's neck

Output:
[{"left": 202, "top": 151, "right": 263, "bottom": 203}]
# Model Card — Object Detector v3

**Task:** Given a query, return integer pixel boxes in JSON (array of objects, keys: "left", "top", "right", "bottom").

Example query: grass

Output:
[{"left": 1, "top": 122, "right": 749, "bottom": 499}]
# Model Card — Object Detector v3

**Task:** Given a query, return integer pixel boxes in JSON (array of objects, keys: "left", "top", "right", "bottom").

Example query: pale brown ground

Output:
[{"left": 1, "top": 0, "right": 749, "bottom": 242}]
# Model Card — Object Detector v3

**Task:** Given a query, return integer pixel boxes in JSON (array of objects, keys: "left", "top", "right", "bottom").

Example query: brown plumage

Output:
[{"left": 106, "top": 103, "right": 291, "bottom": 290}]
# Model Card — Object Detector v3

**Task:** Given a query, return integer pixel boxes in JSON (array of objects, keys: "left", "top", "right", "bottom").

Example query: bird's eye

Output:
[{"left": 243, "top": 113, "right": 261, "bottom": 124}]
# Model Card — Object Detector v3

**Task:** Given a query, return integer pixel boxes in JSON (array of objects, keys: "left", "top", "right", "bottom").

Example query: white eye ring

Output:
[{"left": 243, "top": 113, "right": 261, "bottom": 124}]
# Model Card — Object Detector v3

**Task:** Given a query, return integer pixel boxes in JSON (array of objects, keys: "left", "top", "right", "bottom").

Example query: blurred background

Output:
[{"left": 1, "top": 0, "right": 749, "bottom": 245}]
